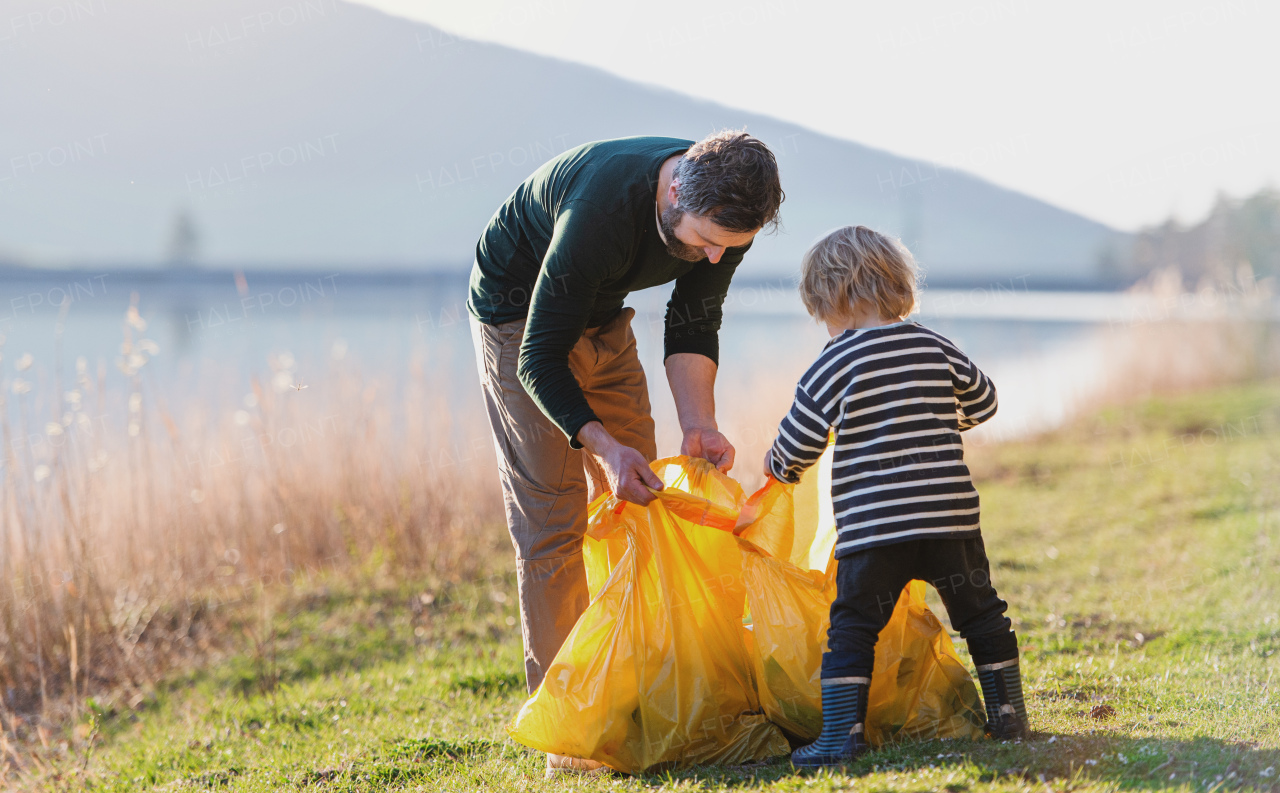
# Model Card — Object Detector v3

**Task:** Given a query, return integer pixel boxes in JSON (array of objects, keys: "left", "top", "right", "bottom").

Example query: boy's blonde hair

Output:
[{"left": 799, "top": 225, "right": 918, "bottom": 323}]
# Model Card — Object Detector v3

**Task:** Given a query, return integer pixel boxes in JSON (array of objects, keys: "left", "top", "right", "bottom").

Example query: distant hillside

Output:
[{"left": 0, "top": 0, "right": 1123, "bottom": 285}]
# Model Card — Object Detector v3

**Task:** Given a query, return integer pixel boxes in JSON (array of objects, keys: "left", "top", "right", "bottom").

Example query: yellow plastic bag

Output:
[
  {"left": 865, "top": 581, "right": 986, "bottom": 745},
  {"left": 745, "top": 444, "right": 984, "bottom": 747},
  {"left": 507, "top": 459, "right": 790, "bottom": 773},
  {"left": 508, "top": 456, "right": 983, "bottom": 773}
]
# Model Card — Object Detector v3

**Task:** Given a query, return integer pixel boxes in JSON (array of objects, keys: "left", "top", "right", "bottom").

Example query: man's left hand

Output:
[{"left": 681, "top": 428, "right": 735, "bottom": 472}]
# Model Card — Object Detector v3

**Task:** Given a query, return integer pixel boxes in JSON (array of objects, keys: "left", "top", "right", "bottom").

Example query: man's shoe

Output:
[
  {"left": 790, "top": 676, "right": 872, "bottom": 768},
  {"left": 545, "top": 753, "right": 609, "bottom": 778},
  {"left": 976, "top": 659, "right": 1030, "bottom": 740}
]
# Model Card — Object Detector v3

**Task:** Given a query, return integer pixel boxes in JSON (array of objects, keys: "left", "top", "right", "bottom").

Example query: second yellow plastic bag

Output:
[{"left": 864, "top": 581, "right": 987, "bottom": 745}]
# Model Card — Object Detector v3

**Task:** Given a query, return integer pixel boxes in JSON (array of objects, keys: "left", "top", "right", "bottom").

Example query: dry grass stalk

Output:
[
  {"left": 1087, "top": 268, "right": 1278, "bottom": 409},
  {"left": 0, "top": 303, "right": 505, "bottom": 752}
]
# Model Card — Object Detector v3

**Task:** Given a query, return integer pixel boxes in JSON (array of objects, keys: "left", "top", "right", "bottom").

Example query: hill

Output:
[{"left": 0, "top": 0, "right": 1122, "bottom": 285}]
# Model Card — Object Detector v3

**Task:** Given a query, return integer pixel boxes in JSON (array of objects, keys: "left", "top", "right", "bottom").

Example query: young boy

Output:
[{"left": 765, "top": 226, "right": 1029, "bottom": 767}]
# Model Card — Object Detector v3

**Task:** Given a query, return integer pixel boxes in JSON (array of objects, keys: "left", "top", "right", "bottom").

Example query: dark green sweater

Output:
[{"left": 467, "top": 136, "right": 751, "bottom": 448}]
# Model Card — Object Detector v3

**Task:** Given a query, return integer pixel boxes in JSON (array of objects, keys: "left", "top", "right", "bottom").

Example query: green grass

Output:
[{"left": 22, "top": 382, "right": 1280, "bottom": 792}]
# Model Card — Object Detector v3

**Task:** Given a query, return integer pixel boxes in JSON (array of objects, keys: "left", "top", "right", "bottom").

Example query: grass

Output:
[{"left": 7, "top": 379, "right": 1278, "bottom": 792}]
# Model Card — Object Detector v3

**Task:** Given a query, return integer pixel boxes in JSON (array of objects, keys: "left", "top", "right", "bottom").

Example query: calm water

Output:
[{"left": 0, "top": 269, "right": 1148, "bottom": 454}]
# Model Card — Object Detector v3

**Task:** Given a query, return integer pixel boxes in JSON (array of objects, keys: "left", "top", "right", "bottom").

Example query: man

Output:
[{"left": 467, "top": 131, "right": 783, "bottom": 774}]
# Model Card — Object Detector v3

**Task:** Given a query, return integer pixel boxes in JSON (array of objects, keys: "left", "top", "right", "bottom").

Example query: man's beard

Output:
[{"left": 660, "top": 205, "right": 706, "bottom": 262}]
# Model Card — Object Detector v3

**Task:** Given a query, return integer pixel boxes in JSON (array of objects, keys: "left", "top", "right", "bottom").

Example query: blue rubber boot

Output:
[
  {"left": 791, "top": 677, "right": 871, "bottom": 767},
  {"left": 976, "top": 659, "right": 1030, "bottom": 740}
]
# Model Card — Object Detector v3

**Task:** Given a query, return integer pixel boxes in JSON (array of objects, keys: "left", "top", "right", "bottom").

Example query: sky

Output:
[{"left": 351, "top": 0, "right": 1279, "bottom": 232}]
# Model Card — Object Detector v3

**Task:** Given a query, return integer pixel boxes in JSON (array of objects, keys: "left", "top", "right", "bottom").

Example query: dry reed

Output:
[
  {"left": 0, "top": 297, "right": 505, "bottom": 751},
  {"left": 1087, "top": 268, "right": 1279, "bottom": 408}
]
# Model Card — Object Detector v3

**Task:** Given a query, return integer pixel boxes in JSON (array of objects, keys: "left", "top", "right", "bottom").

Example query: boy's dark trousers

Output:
[
  {"left": 797, "top": 534, "right": 1030, "bottom": 756},
  {"left": 822, "top": 535, "right": 1019, "bottom": 678}
]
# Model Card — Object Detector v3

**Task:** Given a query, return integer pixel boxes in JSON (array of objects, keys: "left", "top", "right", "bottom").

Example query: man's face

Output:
[{"left": 660, "top": 204, "right": 759, "bottom": 264}]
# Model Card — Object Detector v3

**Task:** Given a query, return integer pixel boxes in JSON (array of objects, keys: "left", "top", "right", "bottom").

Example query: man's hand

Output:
[
  {"left": 762, "top": 446, "right": 775, "bottom": 480},
  {"left": 666, "top": 353, "right": 735, "bottom": 472},
  {"left": 681, "top": 427, "right": 735, "bottom": 473},
  {"left": 577, "top": 421, "right": 663, "bottom": 505}
]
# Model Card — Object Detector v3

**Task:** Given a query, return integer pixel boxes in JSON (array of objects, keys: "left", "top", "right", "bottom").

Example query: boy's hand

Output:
[
  {"left": 763, "top": 446, "right": 775, "bottom": 480},
  {"left": 681, "top": 428, "right": 735, "bottom": 472}
]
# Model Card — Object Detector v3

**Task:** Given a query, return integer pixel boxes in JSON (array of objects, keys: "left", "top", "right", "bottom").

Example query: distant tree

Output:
[
  {"left": 165, "top": 208, "right": 200, "bottom": 267},
  {"left": 1228, "top": 188, "right": 1280, "bottom": 277},
  {"left": 1128, "top": 187, "right": 1280, "bottom": 284}
]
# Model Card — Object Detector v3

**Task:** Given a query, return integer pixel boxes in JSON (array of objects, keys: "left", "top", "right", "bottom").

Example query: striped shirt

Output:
[{"left": 767, "top": 321, "right": 997, "bottom": 557}]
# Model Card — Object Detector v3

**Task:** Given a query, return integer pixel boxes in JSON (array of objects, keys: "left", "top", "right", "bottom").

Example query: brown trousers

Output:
[{"left": 469, "top": 307, "right": 657, "bottom": 693}]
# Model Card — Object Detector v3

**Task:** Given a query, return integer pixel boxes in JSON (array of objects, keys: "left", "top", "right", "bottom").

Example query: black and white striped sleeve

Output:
[
  {"left": 950, "top": 353, "right": 998, "bottom": 431},
  {"left": 768, "top": 384, "right": 835, "bottom": 484}
]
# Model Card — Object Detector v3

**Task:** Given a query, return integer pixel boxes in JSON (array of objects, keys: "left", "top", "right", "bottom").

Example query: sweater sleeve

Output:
[
  {"left": 662, "top": 241, "right": 751, "bottom": 363},
  {"left": 767, "top": 382, "right": 836, "bottom": 484},
  {"left": 517, "top": 200, "right": 629, "bottom": 448},
  {"left": 948, "top": 349, "right": 999, "bottom": 431}
]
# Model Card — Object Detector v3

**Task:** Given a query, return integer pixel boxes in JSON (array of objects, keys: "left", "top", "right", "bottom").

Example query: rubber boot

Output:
[
  {"left": 791, "top": 677, "right": 871, "bottom": 767},
  {"left": 975, "top": 659, "right": 1030, "bottom": 740}
]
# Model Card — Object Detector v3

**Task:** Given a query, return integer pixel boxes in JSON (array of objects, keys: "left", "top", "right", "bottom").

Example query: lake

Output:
[{"left": 0, "top": 268, "right": 1257, "bottom": 472}]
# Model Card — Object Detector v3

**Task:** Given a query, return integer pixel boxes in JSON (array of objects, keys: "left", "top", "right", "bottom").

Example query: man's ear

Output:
[{"left": 667, "top": 178, "right": 680, "bottom": 209}]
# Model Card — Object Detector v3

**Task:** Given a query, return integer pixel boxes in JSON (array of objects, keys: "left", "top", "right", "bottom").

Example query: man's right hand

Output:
[{"left": 576, "top": 421, "right": 664, "bottom": 505}]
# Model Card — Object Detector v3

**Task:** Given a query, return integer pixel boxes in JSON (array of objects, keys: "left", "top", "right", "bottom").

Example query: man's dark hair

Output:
[{"left": 672, "top": 130, "right": 784, "bottom": 233}]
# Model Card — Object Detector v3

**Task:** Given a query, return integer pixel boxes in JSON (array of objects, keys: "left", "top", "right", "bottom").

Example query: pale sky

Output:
[{"left": 352, "top": 0, "right": 1279, "bottom": 231}]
